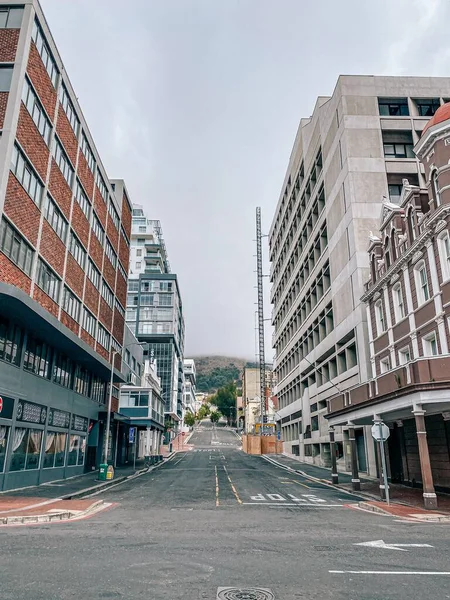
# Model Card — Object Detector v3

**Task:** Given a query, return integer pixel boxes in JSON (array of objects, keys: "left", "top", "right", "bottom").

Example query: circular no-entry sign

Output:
[{"left": 0, "top": 397, "right": 3, "bottom": 413}]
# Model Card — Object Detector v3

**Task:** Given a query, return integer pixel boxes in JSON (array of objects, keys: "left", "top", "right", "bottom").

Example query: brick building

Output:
[
  {"left": 0, "top": 1, "right": 132, "bottom": 489},
  {"left": 327, "top": 103, "right": 450, "bottom": 509}
]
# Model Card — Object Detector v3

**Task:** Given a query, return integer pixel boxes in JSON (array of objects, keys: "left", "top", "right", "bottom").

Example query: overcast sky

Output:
[{"left": 41, "top": 0, "right": 450, "bottom": 359}]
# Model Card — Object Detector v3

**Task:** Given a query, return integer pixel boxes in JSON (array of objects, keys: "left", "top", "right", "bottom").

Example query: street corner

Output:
[
  {"left": 352, "top": 500, "right": 450, "bottom": 523},
  {"left": 0, "top": 496, "right": 116, "bottom": 527}
]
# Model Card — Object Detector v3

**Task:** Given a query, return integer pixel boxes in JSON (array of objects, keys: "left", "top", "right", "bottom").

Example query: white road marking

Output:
[
  {"left": 330, "top": 571, "right": 450, "bottom": 575},
  {"left": 354, "top": 540, "right": 434, "bottom": 552},
  {"left": 248, "top": 493, "right": 336, "bottom": 505},
  {"left": 244, "top": 503, "right": 342, "bottom": 507}
]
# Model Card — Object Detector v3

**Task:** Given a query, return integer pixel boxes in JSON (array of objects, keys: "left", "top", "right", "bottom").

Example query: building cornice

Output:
[{"left": 362, "top": 204, "right": 450, "bottom": 302}]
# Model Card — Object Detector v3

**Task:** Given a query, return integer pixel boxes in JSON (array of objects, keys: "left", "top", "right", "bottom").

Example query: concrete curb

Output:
[
  {"left": 0, "top": 500, "right": 104, "bottom": 526},
  {"left": 358, "top": 501, "right": 392, "bottom": 516},
  {"left": 358, "top": 501, "right": 450, "bottom": 522}
]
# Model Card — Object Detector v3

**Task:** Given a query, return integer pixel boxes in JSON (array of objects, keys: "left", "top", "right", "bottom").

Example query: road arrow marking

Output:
[{"left": 354, "top": 540, "right": 434, "bottom": 551}]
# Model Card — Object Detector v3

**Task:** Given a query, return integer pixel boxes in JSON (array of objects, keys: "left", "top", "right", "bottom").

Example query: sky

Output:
[{"left": 41, "top": 0, "right": 450, "bottom": 359}]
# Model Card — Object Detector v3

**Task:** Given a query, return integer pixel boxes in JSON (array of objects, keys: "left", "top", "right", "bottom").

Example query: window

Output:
[
  {"left": 96, "top": 171, "right": 108, "bottom": 202},
  {"left": 96, "top": 323, "right": 110, "bottom": 349},
  {"left": 135, "top": 261, "right": 141, "bottom": 269},
  {"left": 22, "top": 77, "right": 51, "bottom": 145},
  {"left": 0, "top": 217, "right": 35, "bottom": 276},
  {"left": 392, "top": 283, "right": 405, "bottom": 322},
  {"left": 0, "top": 315, "right": 23, "bottom": 366},
  {"left": 75, "top": 180, "right": 91, "bottom": 219},
  {"left": 382, "top": 131, "right": 414, "bottom": 159},
  {"left": 31, "top": 20, "right": 58, "bottom": 87},
  {"left": 415, "top": 98, "right": 440, "bottom": 117},
  {"left": 423, "top": 332, "right": 438, "bottom": 357},
  {"left": 43, "top": 432, "right": 67, "bottom": 468},
  {"left": 415, "top": 261, "right": 430, "bottom": 304},
  {"left": 139, "top": 226, "right": 146, "bottom": 233},
  {"left": 11, "top": 144, "right": 44, "bottom": 206},
  {"left": 108, "top": 201, "right": 120, "bottom": 229},
  {"left": 136, "top": 249, "right": 142, "bottom": 257},
  {"left": 36, "top": 259, "right": 60, "bottom": 302},
  {"left": 44, "top": 195, "right": 67, "bottom": 240},
  {"left": 0, "top": 66, "right": 12, "bottom": 92},
  {"left": 114, "top": 299, "right": 125, "bottom": 317},
  {"left": 380, "top": 357, "right": 390, "bottom": 373},
  {"left": 398, "top": 347, "right": 411, "bottom": 365},
  {"left": 68, "top": 434, "right": 86, "bottom": 466},
  {"left": 81, "top": 133, "right": 95, "bottom": 172},
  {"left": 87, "top": 259, "right": 100, "bottom": 288},
  {"left": 74, "top": 365, "right": 91, "bottom": 397},
  {"left": 24, "top": 336, "right": 52, "bottom": 379},
  {"left": 388, "top": 184, "right": 402, "bottom": 204},
  {"left": 125, "top": 349, "right": 131, "bottom": 365},
  {"left": 69, "top": 232, "right": 86, "bottom": 269},
  {"left": 438, "top": 231, "right": 450, "bottom": 281},
  {"left": 136, "top": 238, "right": 145, "bottom": 246},
  {"left": 59, "top": 84, "right": 79, "bottom": 135},
  {"left": 82, "top": 308, "right": 96, "bottom": 338},
  {"left": 128, "top": 280, "right": 139, "bottom": 292},
  {"left": 126, "top": 308, "right": 137, "bottom": 321},
  {"left": 91, "top": 212, "right": 105, "bottom": 245},
  {"left": 0, "top": 6, "right": 23, "bottom": 28},
  {"left": 432, "top": 170, "right": 440, "bottom": 207},
  {"left": 10, "top": 428, "right": 43, "bottom": 472},
  {"left": 53, "top": 352, "right": 72, "bottom": 388},
  {"left": 378, "top": 98, "right": 409, "bottom": 116},
  {"left": 118, "top": 261, "right": 127, "bottom": 281},
  {"left": 105, "top": 239, "right": 117, "bottom": 267},
  {"left": 375, "top": 300, "right": 385, "bottom": 336},
  {"left": 53, "top": 138, "right": 73, "bottom": 186},
  {"left": 101, "top": 280, "right": 114, "bottom": 308},
  {"left": 63, "top": 286, "right": 80, "bottom": 321},
  {"left": 91, "top": 376, "right": 106, "bottom": 403},
  {"left": 0, "top": 425, "right": 10, "bottom": 472}
]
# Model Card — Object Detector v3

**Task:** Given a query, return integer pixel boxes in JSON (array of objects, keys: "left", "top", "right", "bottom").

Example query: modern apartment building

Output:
[
  {"left": 269, "top": 75, "right": 450, "bottom": 473},
  {"left": 126, "top": 206, "right": 185, "bottom": 429},
  {"left": 328, "top": 103, "right": 450, "bottom": 507},
  {"left": 0, "top": 1, "right": 132, "bottom": 490},
  {"left": 183, "top": 358, "right": 197, "bottom": 423}
]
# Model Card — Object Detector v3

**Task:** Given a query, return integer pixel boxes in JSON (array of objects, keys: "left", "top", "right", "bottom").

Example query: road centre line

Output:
[
  {"left": 223, "top": 465, "right": 242, "bottom": 504},
  {"left": 215, "top": 465, "right": 219, "bottom": 507},
  {"left": 329, "top": 571, "right": 450, "bottom": 576}
]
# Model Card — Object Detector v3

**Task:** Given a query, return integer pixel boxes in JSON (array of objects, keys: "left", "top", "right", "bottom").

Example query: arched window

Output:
[
  {"left": 384, "top": 238, "right": 391, "bottom": 269},
  {"left": 391, "top": 229, "right": 397, "bottom": 262},
  {"left": 392, "top": 283, "right": 405, "bottom": 322},
  {"left": 432, "top": 170, "right": 440, "bottom": 207},
  {"left": 414, "top": 260, "right": 430, "bottom": 305},
  {"left": 437, "top": 230, "right": 450, "bottom": 281},
  {"left": 374, "top": 300, "right": 385, "bottom": 336}
]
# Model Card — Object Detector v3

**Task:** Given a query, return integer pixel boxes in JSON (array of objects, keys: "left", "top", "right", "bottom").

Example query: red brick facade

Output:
[
  {"left": 118, "top": 231, "right": 130, "bottom": 273},
  {"left": 0, "top": 91, "right": 8, "bottom": 129},
  {"left": 39, "top": 220, "right": 65, "bottom": 277},
  {"left": 103, "top": 256, "right": 116, "bottom": 291},
  {"left": 61, "top": 310, "right": 79, "bottom": 336},
  {"left": 33, "top": 286, "right": 59, "bottom": 318},
  {"left": 113, "top": 309, "right": 125, "bottom": 345},
  {"left": 115, "top": 270, "right": 127, "bottom": 308},
  {"left": 0, "top": 28, "right": 19, "bottom": 62},
  {"left": 88, "top": 235, "right": 103, "bottom": 272},
  {"left": 71, "top": 201, "right": 90, "bottom": 249},
  {"left": 48, "top": 159, "right": 72, "bottom": 218},
  {"left": 26, "top": 42, "right": 57, "bottom": 119},
  {"left": 77, "top": 151, "right": 94, "bottom": 200},
  {"left": 16, "top": 104, "right": 50, "bottom": 179},
  {"left": 3, "top": 174, "right": 41, "bottom": 246},
  {"left": 56, "top": 104, "right": 78, "bottom": 166},
  {"left": 0, "top": 253, "right": 31, "bottom": 293},
  {"left": 93, "top": 186, "right": 107, "bottom": 227},
  {"left": 65, "top": 254, "right": 85, "bottom": 299},
  {"left": 84, "top": 279, "right": 100, "bottom": 316},
  {"left": 99, "top": 298, "right": 113, "bottom": 330},
  {"left": 106, "top": 215, "right": 119, "bottom": 251}
]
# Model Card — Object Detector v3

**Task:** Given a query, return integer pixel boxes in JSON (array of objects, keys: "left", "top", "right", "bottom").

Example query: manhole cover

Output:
[{"left": 217, "top": 588, "right": 274, "bottom": 600}]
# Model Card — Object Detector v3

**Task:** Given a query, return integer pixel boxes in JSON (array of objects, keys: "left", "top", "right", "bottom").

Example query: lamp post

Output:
[{"left": 102, "top": 342, "right": 146, "bottom": 467}]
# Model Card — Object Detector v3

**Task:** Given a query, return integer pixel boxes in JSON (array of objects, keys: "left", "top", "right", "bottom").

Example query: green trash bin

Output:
[{"left": 99, "top": 463, "right": 108, "bottom": 481}]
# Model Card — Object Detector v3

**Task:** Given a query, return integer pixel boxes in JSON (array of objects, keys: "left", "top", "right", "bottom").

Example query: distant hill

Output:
[{"left": 193, "top": 356, "right": 257, "bottom": 393}]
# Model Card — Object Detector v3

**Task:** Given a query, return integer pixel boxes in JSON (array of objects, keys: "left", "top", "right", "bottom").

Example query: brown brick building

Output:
[
  {"left": 0, "top": 1, "right": 132, "bottom": 489},
  {"left": 327, "top": 103, "right": 450, "bottom": 509}
]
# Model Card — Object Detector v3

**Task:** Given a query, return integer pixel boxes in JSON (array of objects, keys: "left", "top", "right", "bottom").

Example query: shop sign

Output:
[
  {"left": 71, "top": 414, "right": 88, "bottom": 432},
  {"left": 0, "top": 396, "right": 15, "bottom": 420},
  {"left": 48, "top": 408, "right": 70, "bottom": 429},
  {"left": 16, "top": 400, "right": 47, "bottom": 424}
]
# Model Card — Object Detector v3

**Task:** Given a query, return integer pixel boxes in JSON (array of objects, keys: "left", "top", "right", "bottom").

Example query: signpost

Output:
[
  {"left": 371, "top": 421, "right": 390, "bottom": 505},
  {"left": 129, "top": 427, "right": 137, "bottom": 471}
]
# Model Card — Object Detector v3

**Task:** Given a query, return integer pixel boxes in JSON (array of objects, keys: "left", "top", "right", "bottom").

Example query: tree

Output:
[
  {"left": 184, "top": 412, "right": 195, "bottom": 427},
  {"left": 197, "top": 404, "right": 210, "bottom": 420},
  {"left": 213, "top": 382, "right": 237, "bottom": 424},
  {"left": 210, "top": 410, "right": 220, "bottom": 423}
]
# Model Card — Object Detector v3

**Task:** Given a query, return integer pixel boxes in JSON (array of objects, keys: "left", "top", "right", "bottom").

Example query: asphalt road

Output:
[{"left": 2, "top": 422, "right": 450, "bottom": 600}]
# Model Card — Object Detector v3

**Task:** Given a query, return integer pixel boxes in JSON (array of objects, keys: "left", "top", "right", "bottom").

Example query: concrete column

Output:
[
  {"left": 347, "top": 422, "right": 360, "bottom": 491},
  {"left": 436, "top": 315, "right": 449, "bottom": 354},
  {"left": 329, "top": 427, "right": 338, "bottom": 484},
  {"left": 413, "top": 408, "right": 438, "bottom": 510}
]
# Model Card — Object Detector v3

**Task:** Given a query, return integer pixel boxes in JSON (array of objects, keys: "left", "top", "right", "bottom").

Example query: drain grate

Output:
[{"left": 217, "top": 588, "right": 274, "bottom": 600}]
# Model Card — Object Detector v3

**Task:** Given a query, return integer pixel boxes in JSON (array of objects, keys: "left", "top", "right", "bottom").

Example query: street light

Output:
[{"left": 102, "top": 341, "right": 146, "bottom": 466}]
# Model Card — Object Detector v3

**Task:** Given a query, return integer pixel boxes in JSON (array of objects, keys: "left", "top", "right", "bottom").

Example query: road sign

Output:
[
  {"left": 0, "top": 397, "right": 3, "bottom": 413},
  {"left": 371, "top": 423, "right": 390, "bottom": 441},
  {"left": 354, "top": 540, "right": 433, "bottom": 552},
  {"left": 129, "top": 427, "right": 136, "bottom": 444}
]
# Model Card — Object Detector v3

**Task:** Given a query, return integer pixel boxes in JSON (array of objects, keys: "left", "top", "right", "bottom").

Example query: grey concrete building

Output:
[{"left": 269, "top": 75, "right": 450, "bottom": 476}]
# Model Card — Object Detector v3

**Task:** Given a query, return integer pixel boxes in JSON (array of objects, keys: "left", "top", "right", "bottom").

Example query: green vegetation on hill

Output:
[{"left": 194, "top": 356, "right": 256, "bottom": 393}]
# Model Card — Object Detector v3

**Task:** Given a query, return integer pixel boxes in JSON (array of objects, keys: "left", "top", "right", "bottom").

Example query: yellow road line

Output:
[
  {"left": 215, "top": 465, "right": 220, "bottom": 506},
  {"left": 293, "top": 479, "right": 311, "bottom": 489},
  {"left": 223, "top": 465, "right": 242, "bottom": 504}
]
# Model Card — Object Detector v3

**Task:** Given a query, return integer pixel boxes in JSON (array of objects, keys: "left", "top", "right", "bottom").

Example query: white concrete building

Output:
[
  {"left": 182, "top": 358, "right": 196, "bottom": 426},
  {"left": 269, "top": 75, "right": 450, "bottom": 473}
]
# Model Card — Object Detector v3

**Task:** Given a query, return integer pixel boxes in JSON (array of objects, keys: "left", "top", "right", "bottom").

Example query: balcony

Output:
[{"left": 328, "top": 356, "right": 450, "bottom": 415}]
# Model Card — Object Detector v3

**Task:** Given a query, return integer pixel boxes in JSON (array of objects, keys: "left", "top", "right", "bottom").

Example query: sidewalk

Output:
[
  {"left": 0, "top": 457, "right": 168, "bottom": 525},
  {"left": 269, "top": 453, "right": 450, "bottom": 519}
]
